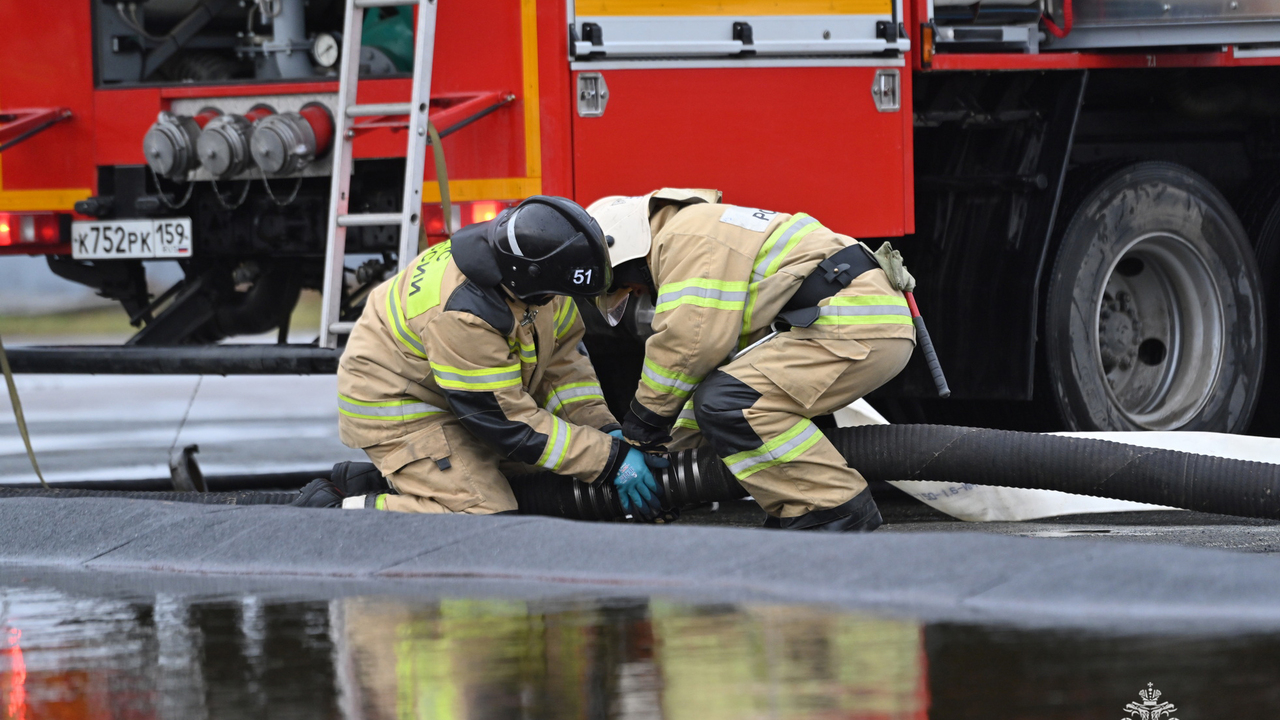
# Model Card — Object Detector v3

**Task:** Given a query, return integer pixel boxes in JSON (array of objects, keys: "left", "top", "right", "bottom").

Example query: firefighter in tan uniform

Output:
[
  {"left": 298, "top": 196, "right": 665, "bottom": 518},
  {"left": 589, "top": 190, "right": 916, "bottom": 532}
]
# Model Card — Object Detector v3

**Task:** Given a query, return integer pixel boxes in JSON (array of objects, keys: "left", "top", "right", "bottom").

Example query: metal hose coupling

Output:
[
  {"left": 651, "top": 447, "right": 747, "bottom": 508},
  {"left": 509, "top": 447, "right": 748, "bottom": 523}
]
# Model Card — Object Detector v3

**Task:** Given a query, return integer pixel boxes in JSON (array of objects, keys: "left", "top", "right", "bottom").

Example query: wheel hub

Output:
[
  {"left": 1094, "top": 233, "right": 1225, "bottom": 430},
  {"left": 1099, "top": 290, "right": 1142, "bottom": 373}
]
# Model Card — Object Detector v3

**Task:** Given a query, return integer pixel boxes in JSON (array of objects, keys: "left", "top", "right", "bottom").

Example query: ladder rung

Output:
[
  {"left": 355, "top": 0, "right": 422, "bottom": 6},
  {"left": 329, "top": 321, "right": 355, "bottom": 334},
  {"left": 347, "top": 103, "right": 412, "bottom": 117},
  {"left": 338, "top": 213, "right": 402, "bottom": 227}
]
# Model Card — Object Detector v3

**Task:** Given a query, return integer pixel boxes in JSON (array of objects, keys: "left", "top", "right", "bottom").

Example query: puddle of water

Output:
[{"left": 1, "top": 583, "right": 1278, "bottom": 719}]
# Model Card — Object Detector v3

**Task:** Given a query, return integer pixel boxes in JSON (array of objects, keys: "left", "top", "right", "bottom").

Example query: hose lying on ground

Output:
[
  {"left": 517, "top": 424, "right": 1280, "bottom": 522},
  {"left": 4, "top": 425, "right": 1280, "bottom": 521},
  {"left": 0, "top": 487, "right": 296, "bottom": 505}
]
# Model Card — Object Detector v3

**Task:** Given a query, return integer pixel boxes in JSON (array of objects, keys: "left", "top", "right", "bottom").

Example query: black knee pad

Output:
[{"left": 693, "top": 372, "right": 764, "bottom": 455}]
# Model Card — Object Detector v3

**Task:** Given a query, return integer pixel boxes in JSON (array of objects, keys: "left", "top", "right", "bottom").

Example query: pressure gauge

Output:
[{"left": 312, "top": 32, "right": 340, "bottom": 68}]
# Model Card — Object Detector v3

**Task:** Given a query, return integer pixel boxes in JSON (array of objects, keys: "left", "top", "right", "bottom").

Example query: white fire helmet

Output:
[
  {"left": 586, "top": 188, "right": 721, "bottom": 326},
  {"left": 586, "top": 194, "right": 655, "bottom": 268},
  {"left": 586, "top": 188, "right": 723, "bottom": 268}
]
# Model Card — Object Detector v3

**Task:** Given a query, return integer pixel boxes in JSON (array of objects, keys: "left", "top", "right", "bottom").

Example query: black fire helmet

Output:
[{"left": 451, "top": 195, "right": 612, "bottom": 304}]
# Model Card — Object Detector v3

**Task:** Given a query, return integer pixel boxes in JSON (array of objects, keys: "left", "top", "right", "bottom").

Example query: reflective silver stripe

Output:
[
  {"left": 643, "top": 363, "right": 698, "bottom": 394},
  {"left": 431, "top": 367, "right": 522, "bottom": 385},
  {"left": 677, "top": 405, "right": 697, "bottom": 423},
  {"left": 388, "top": 279, "right": 427, "bottom": 356},
  {"left": 752, "top": 216, "right": 819, "bottom": 282},
  {"left": 338, "top": 397, "right": 445, "bottom": 418},
  {"left": 655, "top": 285, "right": 748, "bottom": 307},
  {"left": 512, "top": 342, "right": 537, "bottom": 363},
  {"left": 555, "top": 301, "right": 578, "bottom": 337},
  {"left": 726, "top": 422, "right": 821, "bottom": 477},
  {"left": 544, "top": 384, "right": 603, "bottom": 412},
  {"left": 541, "top": 418, "right": 570, "bottom": 469},
  {"left": 506, "top": 207, "right": 524, "bottom": 257},
  {"left": 818, "top": 304, "right": 912, "bottom": 318}
]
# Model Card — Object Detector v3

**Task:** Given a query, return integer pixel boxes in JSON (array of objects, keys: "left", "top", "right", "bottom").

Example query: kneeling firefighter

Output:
[
  {"left": 303, "top": 196, "right": 666, "bottom": 517},
  {"left": 589, "top": 189, "right": 917, "bottom": 532}
]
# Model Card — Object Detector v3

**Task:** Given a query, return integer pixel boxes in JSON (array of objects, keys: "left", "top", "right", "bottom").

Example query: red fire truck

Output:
[{"left": 2, "top": 0, "right": 1279, "bottom": 436}]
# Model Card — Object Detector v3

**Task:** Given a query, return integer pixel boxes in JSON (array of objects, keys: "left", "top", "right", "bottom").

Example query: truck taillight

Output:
[
  {"left": 469, "top": 200, "right": 504, "bottom": 223},
  {"left": 0, "top": 212, "right": 63, "bottom": 247},
  {"left": 421, "top": 200, "right": 519, "bottom": 245}
]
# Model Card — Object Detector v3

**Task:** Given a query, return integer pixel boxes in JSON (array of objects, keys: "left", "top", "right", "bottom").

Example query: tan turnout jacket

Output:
[
  {"left": 338, "top": 240, "right": 625, "bottom": 484},
  {"left": 634, "top": 200, "right": 917, "bottom": 423}
]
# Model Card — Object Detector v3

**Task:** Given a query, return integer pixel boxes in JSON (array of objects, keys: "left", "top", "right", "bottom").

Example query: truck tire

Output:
[
  {"left": 1043, "top": 162, "right": 1264, "bottom": 432},
  {"left": 1241, "top": 174, "right": 1280, "bottom": 435}
]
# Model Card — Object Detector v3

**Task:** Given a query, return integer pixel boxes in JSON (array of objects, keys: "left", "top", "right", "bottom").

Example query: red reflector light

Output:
[{"left": 0, "top": 212, "right": 63, "bottom": 247}]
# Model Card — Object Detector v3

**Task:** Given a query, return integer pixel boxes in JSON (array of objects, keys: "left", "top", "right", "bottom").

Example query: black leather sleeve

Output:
[{"left": 444, "top": 389, "right": 548, "bottom": 465}]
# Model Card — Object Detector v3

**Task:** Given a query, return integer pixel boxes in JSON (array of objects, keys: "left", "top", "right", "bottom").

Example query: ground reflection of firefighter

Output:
[{"left": 332, "top": 596, "right": 927, "bottom": 720}]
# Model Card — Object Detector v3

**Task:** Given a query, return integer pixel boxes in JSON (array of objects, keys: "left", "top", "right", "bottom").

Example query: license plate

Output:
[{"left": 71, "top": 218, "right": 193, "bottom": 260}]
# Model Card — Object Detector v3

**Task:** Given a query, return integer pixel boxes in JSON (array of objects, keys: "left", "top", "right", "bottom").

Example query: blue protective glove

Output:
[{"left": 608, "top": 429, "right": 669, "bottom": 519}]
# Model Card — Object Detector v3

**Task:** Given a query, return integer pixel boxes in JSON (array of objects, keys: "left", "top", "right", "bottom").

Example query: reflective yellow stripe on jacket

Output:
[
  {"left": 654, "top": 278, "right": 748, "bottom": 314},
  {"left": 641, "top": 357, "right": 701, "bottom": 400},
  {"left": 385, "top": 242, "right": 455, "bottom": 358},
  {"left": 536, "top": 417, "right": 572, "bottom": 471},
  {"left": 337, "top": 394, "right": 446, "bottom": 422},
  {"left": 741, "top": 213, "right": 822, "bottom": 345},
  {"left": 385, "top": 274, "right": 429, "bottom": 359},
  {"left": 813, "top": 295, "right": 913, "bottom": 326},
  {"left": 553, "top": 299, "right": 579, "bottom": 339},
  {"left": 674, "top": 399, "right": 698, "bottom": 431},
  {"left": 430, "top": 362, "right": 522, "bottom": 391},
  {"left": 509, "top": 337, "right": 538, "bottom": 366},
  {"left": 544, "top": 381, "right": 605, "bottom": 416}
]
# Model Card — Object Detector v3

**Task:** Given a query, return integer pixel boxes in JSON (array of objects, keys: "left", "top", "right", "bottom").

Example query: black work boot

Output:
[
  {"left": 330, "top": 461, "right": 391, "bottom": 496},
  {"left": 763, "top": 489, "right": 883, "bottom": 533},
  {"left": 291, "top": 478, "right": 346, "bottom": 509}
]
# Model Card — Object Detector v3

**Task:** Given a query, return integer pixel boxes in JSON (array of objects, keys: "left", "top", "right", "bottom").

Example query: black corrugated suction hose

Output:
[
  {"left": 5, "top": 425, "right": 1280, "bottom": 521},
  {"left": 513, "top": 424, "right": 1280, "bottom": 522},
  {"left": 511, "top": 444, "right": 745, "bottom": 521},
  {"left": 837, "top": 424, "right": 1280, "bottom": 519}
]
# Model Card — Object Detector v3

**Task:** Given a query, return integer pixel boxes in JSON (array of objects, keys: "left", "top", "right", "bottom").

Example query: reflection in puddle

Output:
[
  {"left": 2, "top": 584, "right": 1280, "bottom": 718},
  {"left": 334, "top": 598, "right": 926, "bottom": 720}
]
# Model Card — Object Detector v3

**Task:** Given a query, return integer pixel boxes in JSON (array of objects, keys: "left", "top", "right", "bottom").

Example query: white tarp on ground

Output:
[{"left": 838, "top": 399, "right": 1280, "bottom": 522}]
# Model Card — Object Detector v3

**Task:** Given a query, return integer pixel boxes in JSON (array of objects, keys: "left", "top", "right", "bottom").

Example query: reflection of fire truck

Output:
[{"left": 2, "top": 0, "right": 1280, "bottom": 435}]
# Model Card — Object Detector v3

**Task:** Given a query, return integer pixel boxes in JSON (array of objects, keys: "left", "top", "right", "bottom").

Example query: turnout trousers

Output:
[
  {"left": 359, "top": 416, "right": 540, "bottom": 515},
  {"left": 675, "top": 333, "right": 914, "bottom": 519}
]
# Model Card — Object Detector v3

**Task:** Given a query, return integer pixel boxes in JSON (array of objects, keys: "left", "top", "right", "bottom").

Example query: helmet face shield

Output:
[{"left": 595, "top": 288, "right": 631, "bottom": 327}]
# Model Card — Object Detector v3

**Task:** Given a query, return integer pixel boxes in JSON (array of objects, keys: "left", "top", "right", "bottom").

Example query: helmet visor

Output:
[{"left": 595, "top": 289, "right": 631, "bottom": 327}]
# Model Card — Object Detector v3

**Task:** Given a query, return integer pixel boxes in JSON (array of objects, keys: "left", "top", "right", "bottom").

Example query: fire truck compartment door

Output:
[
  {"left": 571, "top": 1, "right": 909, "bottom": 57},
  {"left": 572, "top": 65, "right": 911, "bottom": 239}
]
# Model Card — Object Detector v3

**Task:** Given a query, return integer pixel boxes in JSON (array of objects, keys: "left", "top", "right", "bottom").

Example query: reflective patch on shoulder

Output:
[
  {"left": 444, "top": 280, "right": 515, "bottom": 335},
  {"left": 719, "top": 206, "right": 778, "bottom": 233}
]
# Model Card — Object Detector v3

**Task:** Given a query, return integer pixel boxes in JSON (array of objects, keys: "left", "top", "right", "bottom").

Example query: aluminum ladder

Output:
[{"left": 318, "top": 0, "right": 438, "bottom": 349}]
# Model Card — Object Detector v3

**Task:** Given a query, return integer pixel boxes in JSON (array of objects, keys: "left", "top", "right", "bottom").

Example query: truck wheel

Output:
[
  {"left": 1241, "top": 174, "right": 1280, "bottom": 435},
  {"left": 1043, "top": 162, "right": 1264, "bottom": 431}
]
